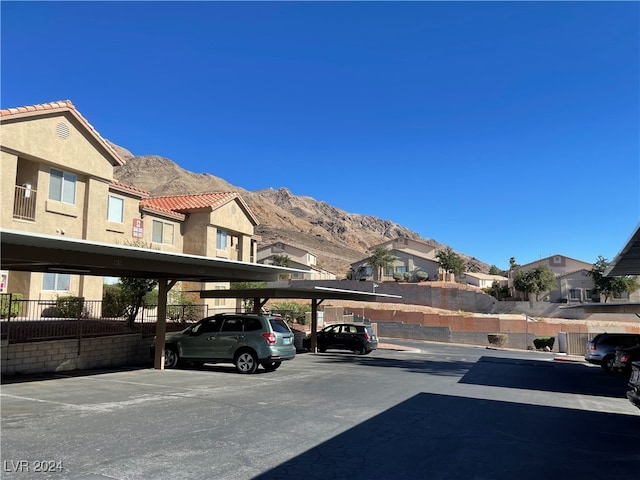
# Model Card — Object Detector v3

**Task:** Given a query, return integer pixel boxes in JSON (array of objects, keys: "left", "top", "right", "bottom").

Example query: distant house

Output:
[
  {"left": 350, "top": 237, "right": 440, "bottom": 282},
  {"left": 510, "top": 254, "right": 594, "bottom": 303},
  {"left": 462, "top": 272, "right": 508, "bottom": 289},
  {"left": 257, "top": 242, "right": 336, "bottom": 280}
]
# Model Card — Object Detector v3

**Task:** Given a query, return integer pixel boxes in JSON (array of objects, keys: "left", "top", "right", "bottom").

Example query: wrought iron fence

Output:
[
  {"left": 13, "top": 184, "right": 37, "bottom": 221},
  {"left": 0, "top": 294, "right": 209, "bottom": 343}
]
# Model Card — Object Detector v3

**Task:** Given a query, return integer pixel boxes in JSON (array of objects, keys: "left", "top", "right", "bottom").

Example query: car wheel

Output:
[
  {"left": 261, "top": 360, "right": 282, "bottom": 372},
  {"left": 353, "top": 343, "right": 366, "bottom": 355},
  {"left": 235, "top": 351, "right": 258, "bottom": 374},
  {"left": 164, "top": 346, "right": 180, "bottom": 369},
  {"left": 363, "top": 349, "right": 372, "bottom": 355},
  {"left": 317, "top": 344, "right": 327, "bottom": 353},
  {"left": 601, "top": 355, "right": 615, "bottom": 371}
]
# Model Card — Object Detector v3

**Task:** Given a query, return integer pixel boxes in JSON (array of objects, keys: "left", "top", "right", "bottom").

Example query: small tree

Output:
[
  {"left": 369, "top": 247, "right": 396, "bottom": 282},
  {"left": 489, "top": 265, "right": 500, "bottom": 275},
  {"left": 272, "top": 254, "right": 291, "bottom": 279},
  {"left": 270, "top": 301, "right": 311, "bottom": 324},
  {"left": 120, "top": 278, "right": 158, "bottom": 329},
  {"left": 436, "top": 247, "right": 465, "bottom": 280},
  {"left": 588, "top": 256, "right": 639, "bottom": 302},
  {"left": 513, "top": 265, "right": 555, "bottom": 301}
]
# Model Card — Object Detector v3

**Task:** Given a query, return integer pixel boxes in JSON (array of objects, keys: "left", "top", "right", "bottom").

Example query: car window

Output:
[
  {"left": 200, "top": 318, "right": 223, "bottom": 334},
  {"left": 245, "top": 317, "right": 263, "bottom": 331},
  {"left": 269, "top": 318, "right": 291, "bottom": 333},
  {"left": 190, "top": 317, "right": 223, "bottom": 335},
  {"left": 345, "top": 325, "right": 357, "bottom": 334},
  {"left": 220, "top": 318, "right": 244, "bottom": 333}
]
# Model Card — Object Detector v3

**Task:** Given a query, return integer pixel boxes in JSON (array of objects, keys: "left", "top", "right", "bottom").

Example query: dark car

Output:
[
  {"left": 627, "top": 361, "right": 640, "bottom": 410},
  {"left": 314, "top": 323, "right": 378, "bottom": 355},
  {"left": 612, "top": 344, "right": 640, "bottom": 375},
  {"left": 584, "top": 333, "right": 640, "bottom": 371}
]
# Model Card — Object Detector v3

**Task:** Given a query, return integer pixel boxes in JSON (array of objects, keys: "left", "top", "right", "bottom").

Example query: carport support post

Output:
[
  {"left": 154, "top": 279, "right": 177, "bottom": 370},
  {"left": 310, "top": 298, "right": 320, "bottom": 353}
]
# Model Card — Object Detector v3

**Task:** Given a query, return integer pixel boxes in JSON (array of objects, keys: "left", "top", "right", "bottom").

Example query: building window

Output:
[
  {"left": 152, "top": 220, "right": 174, "bottom": 245},
  {"left": 42, "top": 273, "right": 71, "bottom": 291},
  {"left": 107, "top": 195, "right": 124, "bottom": 223},
  {"left": 49, "top": 168, "right": 76, "bottom": 204},
  {"left": 216, "top": 230, "right": 228, "bottom": 250},
  {"left": 213, "top": 285, "right": 226, "bottom": 307},
  {"left": 396, "top": 266, "right": 407, "bottom": 273},
  {"left": 569, "top": 289, "right": 581, "bottom": 301}
]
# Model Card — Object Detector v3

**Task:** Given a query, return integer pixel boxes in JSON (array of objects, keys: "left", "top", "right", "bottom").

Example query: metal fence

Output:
[{"left": 0, "top": 294, "right": 210, "bottom": 343}]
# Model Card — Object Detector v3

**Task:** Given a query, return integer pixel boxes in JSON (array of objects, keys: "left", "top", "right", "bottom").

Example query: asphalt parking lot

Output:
[{"left": 2, "top": 340, "right": 639, "bottom": 480}]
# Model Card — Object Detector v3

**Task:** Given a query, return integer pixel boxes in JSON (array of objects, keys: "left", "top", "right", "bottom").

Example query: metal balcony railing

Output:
[{"left": 13, "top": 184, "right": 37, "bottom": 221}]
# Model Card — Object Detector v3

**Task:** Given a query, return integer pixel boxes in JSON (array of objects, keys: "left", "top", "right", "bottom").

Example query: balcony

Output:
[{"left": 13, "top": 184, "right": 37, "bottom": 221}]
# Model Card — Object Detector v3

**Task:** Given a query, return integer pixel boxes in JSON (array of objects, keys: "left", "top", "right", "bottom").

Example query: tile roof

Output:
[
  {"left": 0, "top": 100, "right": 124, "bottom": 166},
  {"left": 141, "top": 192, "right": 239, "bottom": 213},
  {"left": 109, "top": 180, "right": 150, "bottom": 198}
]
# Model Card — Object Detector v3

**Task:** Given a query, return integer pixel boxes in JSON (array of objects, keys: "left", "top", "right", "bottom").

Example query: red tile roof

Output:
[
  {"left": 141, "top": 192, "right": 239, "bottom": 213},
  {"left": 109, "top": 180, "right": 150, "bottom": 198},
  {"left": 0, "top": 100, "right": 124, "bottom": 166}
]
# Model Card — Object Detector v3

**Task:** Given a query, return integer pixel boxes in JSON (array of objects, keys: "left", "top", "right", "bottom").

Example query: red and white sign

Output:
[{"left": 132, "top": 219, "right": 144, "bottom": 238}]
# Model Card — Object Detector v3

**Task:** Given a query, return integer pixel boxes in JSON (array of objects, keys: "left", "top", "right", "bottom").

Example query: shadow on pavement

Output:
[
  {"left": 313, "top": 352, "right": 474, "bottom": 377},
  {"left": 253, "top": 392, "right": 640, "bottom": 480},
  {"left": 0, "top": 364, "right": 152, "bottom": 385},
  {"left": 460, "top": 356, "right": 630, "bottom": 398}
]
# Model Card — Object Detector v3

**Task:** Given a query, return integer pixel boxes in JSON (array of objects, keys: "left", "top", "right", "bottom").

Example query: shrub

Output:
[
  {"left": 533, "top": 337, "right": 555, "bottom": 350},
  {"left": 487, "top": 333, "right": 508, "bottom": 347},
  {"left": 102, "top": 285, "right": 127, "bottom": 318},
  {"left": 414, "top": 270, "right": 429, "bottom": 282},
  {"left": 392, "top": 272, "right": 404, "bottom": 282},
  {"left": 56, "top": 296, "right": 85, "bottom": 318},
  {"left": 0, "top": 293, "right": 23, "bottom": 318}
]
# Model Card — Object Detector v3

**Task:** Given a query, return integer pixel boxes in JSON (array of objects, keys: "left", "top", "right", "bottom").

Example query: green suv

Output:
[{"left": 155, "top": 313, "right": 296, "bottom": 374}]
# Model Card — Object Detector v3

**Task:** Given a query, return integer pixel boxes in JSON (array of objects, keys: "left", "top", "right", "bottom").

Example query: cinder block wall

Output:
[{"left": 1, "top": 335, "right": 151, "bottom": 376}]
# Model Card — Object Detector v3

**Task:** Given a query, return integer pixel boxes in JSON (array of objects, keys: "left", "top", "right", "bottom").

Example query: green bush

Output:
[
  {"left": 487, "top": 333, "right": 508, "bottom": 347},
  {"left": 102, "top": 285, "right": 127, "bottom": 318},
  {"left": 56, "top": 296, "right": 85, "bottom": 318},
  {"left": 392, "top": 272, "right": 404, "bottom": 282},
  {"left": 0, "top": 293, "right": 23, "bottom": 318},
  {"left": 533, "top": 337, "right": 555, "bottom": 350},
  {"left": 414, "top": 270, "right": 429, "bottom": 282}
]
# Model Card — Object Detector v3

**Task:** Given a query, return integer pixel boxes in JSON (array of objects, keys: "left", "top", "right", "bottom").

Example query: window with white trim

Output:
[
  {"left": 216, "top": 230, "right": 228, "bottom": 250},
  {"left": 49, "top": 168, "right": 76, "bottom": 204},
  {"left": 152, "top": 220, "right": 174, "bottom": 245},
  {"left": 107, "top": 195, "right": 124, "bottom": 223},
  {"left": 42, "top": 273, "right": 71, "bottom": 291}
]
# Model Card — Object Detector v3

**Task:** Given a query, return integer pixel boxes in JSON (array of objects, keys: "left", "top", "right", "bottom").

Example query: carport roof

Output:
[
  {"left": 605, "top": 223, "right": 640, "bottom": 277},
  {"left": 199, "top": 285, "right": 402, "bottom": 302},
  {"left": 0, "top": 228, "right": 306, "bottom": 282}
]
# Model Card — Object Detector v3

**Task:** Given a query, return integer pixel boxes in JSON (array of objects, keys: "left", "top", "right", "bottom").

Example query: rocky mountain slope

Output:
[{"left": 113, "top": 149, "right": 489, "bottom": 277}]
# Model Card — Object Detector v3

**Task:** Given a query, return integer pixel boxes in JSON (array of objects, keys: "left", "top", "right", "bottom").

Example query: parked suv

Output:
[
  {"left": 585, "top": 333, "right": 640, "bottom": 371},
  {"left": 314, "top": 323, "right": 378, "bottom": 355},
  {"left": 153, "top": 313, "right": 296, "bottom": 374}
]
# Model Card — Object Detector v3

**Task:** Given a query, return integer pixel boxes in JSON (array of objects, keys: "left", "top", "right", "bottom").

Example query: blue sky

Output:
[{"left": 2, "top": 1, "right": 638, "bottom": 271}]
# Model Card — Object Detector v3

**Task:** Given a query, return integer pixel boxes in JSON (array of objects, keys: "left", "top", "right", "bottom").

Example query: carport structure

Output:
[
  {"left": 1, "top": 228, "right": 401, "bottom": 366},
  {"left": 0, "top": 228, "right": 309, "bottom": 369},
  {"left": 200, "top": 285, "right": 402, "bottom": 352}
]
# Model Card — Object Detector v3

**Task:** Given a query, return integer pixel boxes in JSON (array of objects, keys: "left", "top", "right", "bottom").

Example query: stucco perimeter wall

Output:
[
  {"left": 363, "top": 306, "right": 640, "bottom": 352},
  {"left": 1, "top": 335, "right": 150, "bottom": 376}
]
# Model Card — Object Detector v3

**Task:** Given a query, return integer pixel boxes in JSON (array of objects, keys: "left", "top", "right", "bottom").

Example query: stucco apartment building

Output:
[
  {"left": 0, "top": 100, "right": 258, "bottom": 313},
  {"left": 257, "top": 242, "right": 336, "bottom": 280}
]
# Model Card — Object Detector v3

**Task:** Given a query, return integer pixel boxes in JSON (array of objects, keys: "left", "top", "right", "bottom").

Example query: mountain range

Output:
[{"left": 109, "top": 142, "right": 490, "bottom": 277}]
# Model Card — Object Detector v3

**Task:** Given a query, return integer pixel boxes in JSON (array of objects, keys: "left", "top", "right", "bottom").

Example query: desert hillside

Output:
[{"left": 113, "top": 150, "right": 489, "bottom": 277}]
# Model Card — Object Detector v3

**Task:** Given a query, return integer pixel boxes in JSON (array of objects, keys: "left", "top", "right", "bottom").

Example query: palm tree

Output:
[{"left": 369, "top": 247, "right": 396, "bottom": 282}]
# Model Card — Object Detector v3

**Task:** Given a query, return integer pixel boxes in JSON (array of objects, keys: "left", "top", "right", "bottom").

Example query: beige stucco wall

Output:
[{"left": 1, "top": 113, "right": 116, "bottom": 180}]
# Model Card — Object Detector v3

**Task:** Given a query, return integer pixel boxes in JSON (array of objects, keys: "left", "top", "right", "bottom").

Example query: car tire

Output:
[
  {"left": 261, "top": 360, "right": 282, "bottom": 372},
  {"left": 363, "top": 349, "right": 372, "bottom": 355},
  {"left": 164, "top": 346, "right": 180, "bottom": 369},
  {"left": 234, "top": 350, "right": 258, "bottom": 374},
  {"left": 354, "top": 343, "right": 366, "bottom": 355},
  {"left": 317, "top": 344, "right": 327, "bottom": 353},
  {"left": 601, "top": 355, "right": 615, "bottom": 371}
]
